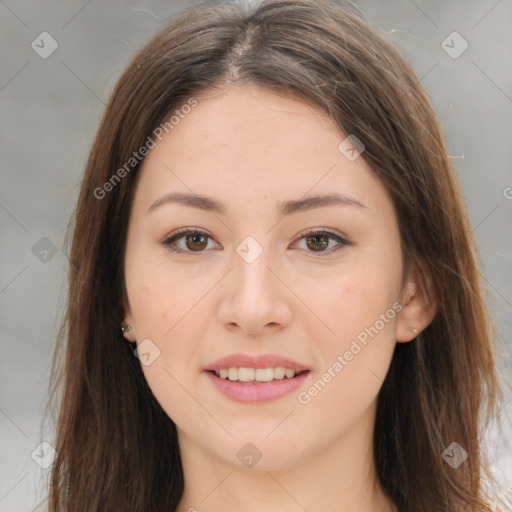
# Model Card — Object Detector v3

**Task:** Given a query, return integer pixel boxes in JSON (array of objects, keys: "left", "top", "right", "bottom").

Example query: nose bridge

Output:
[
  {"left": 216, "top": 238, "right": 292, "bottom": 333},
  {"left": 233, "top": 241, "right": 277, "bottom": 298}
]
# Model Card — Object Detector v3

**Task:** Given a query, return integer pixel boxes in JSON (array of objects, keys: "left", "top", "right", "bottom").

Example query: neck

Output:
[{"left": 175, "top": 400, "right": 397, "bottom": 512}]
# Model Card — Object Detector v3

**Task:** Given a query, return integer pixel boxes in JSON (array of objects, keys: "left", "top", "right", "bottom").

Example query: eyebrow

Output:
[{"left": 146, "top": 191, "right": 367, "bottom": 216}]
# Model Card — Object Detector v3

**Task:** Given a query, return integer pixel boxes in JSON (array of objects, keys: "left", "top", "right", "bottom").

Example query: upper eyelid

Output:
[
  {"left": 163, "top": 227, "right": 345, "bottom": 241},
  {"left": 164, "top": 227, "right": 216, "bottom": 243},
  {"left": 163, "top": 228, "right": 348, "bottom": 252}
]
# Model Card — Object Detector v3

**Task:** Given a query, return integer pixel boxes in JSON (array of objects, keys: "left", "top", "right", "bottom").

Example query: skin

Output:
[{"left": 122, "top": 85, "right": 435, "bottom": 512}]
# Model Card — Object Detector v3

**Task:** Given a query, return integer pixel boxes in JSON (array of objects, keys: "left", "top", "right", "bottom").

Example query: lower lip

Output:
[{"left": 204, "top": 370, "right": 310, "bottom": 404}]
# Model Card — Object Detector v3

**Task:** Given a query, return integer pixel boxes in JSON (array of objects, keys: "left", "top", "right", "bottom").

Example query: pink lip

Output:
[
  {"left": 205, "top": 370, "right": 310, "bottom": 404},
  {"left": 203, "top": 353, "right": 311, "bottom": 404},
  {"left": 204, "top": 353, "right": 310, "bottom": 373}
]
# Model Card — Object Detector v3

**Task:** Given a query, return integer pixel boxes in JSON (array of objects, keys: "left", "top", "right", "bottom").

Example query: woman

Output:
[{"left": 41, "top": 0, "right": 506, "bottom": 510}]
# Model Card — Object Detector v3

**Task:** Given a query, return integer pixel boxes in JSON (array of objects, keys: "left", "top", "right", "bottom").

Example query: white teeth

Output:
[
  {"left": 238, "top": 367, "right": 255, "bottom": 382},
  {"left": 214, "top": 366, "right": 300, "bottom": 382},
  {"left": 273, "top": 366, "right": 286, "bottom": 379},
  {"left": 285, "top": 368, "right": 295, "bottom": 379},
  {"left": 255, "top": 368, "right": 274, "bottom": 382}
]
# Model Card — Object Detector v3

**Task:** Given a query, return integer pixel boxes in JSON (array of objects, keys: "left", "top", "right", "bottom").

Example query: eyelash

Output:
[{"left": 161, "top": 227, "right": 350, "bottom": 257}]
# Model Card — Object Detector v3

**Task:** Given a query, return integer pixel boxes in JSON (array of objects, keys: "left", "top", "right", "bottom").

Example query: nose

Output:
[{"left": 216, "top": 250, "right": 293, "bottom": 335}]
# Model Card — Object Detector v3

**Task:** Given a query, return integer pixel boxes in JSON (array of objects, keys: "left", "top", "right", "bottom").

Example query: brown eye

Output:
[
  {"left": 163, "top": 229, "right": 218, "bottom": 254},
  {"left": 294, "top": 229, "right": 348, "bottom": 255},
  {"left": 306, "top": 233, "right": 330, "bottom": 251},
  {"left": 163, "top": 228, "right": 348, "bottom": 256},
  {"left": 184, "top": 232, "right": 208, "bottom": 251}
]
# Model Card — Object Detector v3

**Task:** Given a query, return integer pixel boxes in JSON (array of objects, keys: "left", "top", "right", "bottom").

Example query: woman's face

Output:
[{"left": 123, "top": 85, "right": 415, "bottom": 471}]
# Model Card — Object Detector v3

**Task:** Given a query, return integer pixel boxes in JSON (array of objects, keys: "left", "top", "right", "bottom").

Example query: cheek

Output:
[
  {"left": 126, "top": 253, "right": 211, "bottom": 336},
  {"left": 300, "top": 257, "right": 400, "bottom": 349},
  {"left": 125, "top": 256, "right": 212, "bottom": 403},
  {"left": 295, "top": 275, "right": 398, "bottom": 439},
  {"left": 126, "top": 258, "right": 211, "bottom": 424},
  {"left": 295, "top": 250, "right": 400, "bottom": 404}
]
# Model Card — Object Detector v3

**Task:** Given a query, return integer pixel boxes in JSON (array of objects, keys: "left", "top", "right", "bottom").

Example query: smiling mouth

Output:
[{"left": 207, "top": 367, "right": 310, "bottom": 384}]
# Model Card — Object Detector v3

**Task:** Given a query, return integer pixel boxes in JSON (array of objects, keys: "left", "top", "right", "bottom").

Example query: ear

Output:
[
  {"left": 395, "top": 262, "right": 437, "bottom": 343},
  {"left": 121, "top": 298, "right": 137, "bottom": 342}
]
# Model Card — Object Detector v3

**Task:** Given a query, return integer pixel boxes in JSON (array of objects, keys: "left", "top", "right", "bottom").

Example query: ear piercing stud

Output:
[
  {"left": 409, "top": 327, "right": 418, "bottom": 334},
  {"left": 121, "top": 323, "right": 132, "bottom": 334}
]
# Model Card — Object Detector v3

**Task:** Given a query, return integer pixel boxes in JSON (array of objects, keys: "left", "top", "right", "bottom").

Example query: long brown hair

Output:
[{"left": 40, "top": 1, "right": 505, "bottom": 510}]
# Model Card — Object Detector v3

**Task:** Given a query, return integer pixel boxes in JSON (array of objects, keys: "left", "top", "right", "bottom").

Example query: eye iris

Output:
[
  {"left": 186, "top": 233, "right": 208, "bottom": 251},
  {"left": 307, "top": 234, "right": 329, "bottom": 251},
  {"left": 174, "top": 231, "right": 338, "bottom": 253}
]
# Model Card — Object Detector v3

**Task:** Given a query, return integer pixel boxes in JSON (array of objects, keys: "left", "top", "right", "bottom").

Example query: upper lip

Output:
[{"left": 204, "top": 353, "right": 310, "bottom": 373}]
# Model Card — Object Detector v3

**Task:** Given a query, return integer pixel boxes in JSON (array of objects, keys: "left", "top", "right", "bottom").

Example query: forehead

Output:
[
  {"left": 146, "top": 85, "right": 341, "bottom": 166},
  {"left": 133, "top": 85, "right": 392, "bottom": 219}
]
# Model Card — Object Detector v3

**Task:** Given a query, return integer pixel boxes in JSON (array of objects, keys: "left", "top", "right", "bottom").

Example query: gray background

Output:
[{"left": 1, "top": 0, "right": 511, "bottom": 510}]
